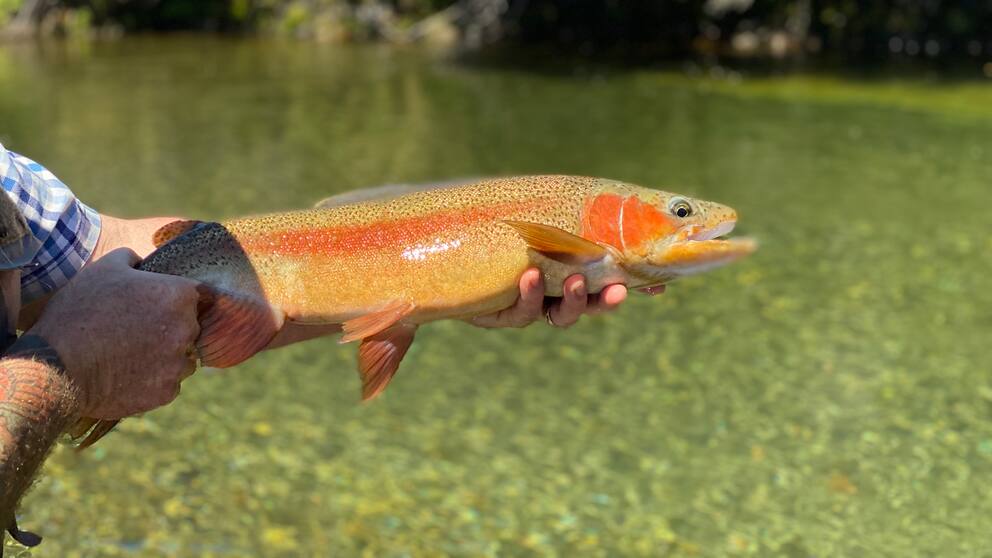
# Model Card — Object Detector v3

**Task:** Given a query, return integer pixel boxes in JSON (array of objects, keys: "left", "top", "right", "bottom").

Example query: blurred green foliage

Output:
[
  {"left": 50, "top": 0, "right": 453, "bottom": 31},
  {"left": 508, "top": 0, "right": 992, "bottom": 63},
  {"left": 0, "top": 0, "right": 23, "bottom": 26},
  {"left": 4, "top": 1, "right": 992, "bottom": 63}
]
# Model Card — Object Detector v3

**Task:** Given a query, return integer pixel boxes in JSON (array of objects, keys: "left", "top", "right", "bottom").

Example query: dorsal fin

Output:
[
  {"left": 503, "top": 220, "right": 608, "bottom": 264},
  {"left": 314, "top": 185, "right": 422, "bottom": 209},
  {"left": 153, "top": 219, "right": 205, "bottom": 248},
  {"left": 313, "top": 178, "right": 482, "bottom": 209}
]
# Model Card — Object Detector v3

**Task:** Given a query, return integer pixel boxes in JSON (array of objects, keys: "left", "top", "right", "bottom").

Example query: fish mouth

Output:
[
  {"left": 651, "top": 220, "right": 757, "bottom": 274},
  {"left": 685, "top": 220, "right": 737, "bottom": 241}
]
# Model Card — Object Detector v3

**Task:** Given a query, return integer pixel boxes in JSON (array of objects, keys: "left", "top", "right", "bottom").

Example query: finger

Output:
[
  {"left": 161, "top": 277, "right": 202, "bottom": 313},
  {"left": 179, "top": 353, "right": 197, "bottom": 381},
  {"left": 144, "top": 373, "right": 183, "bottom": 410},
  {"left": 470, "top": 269, "right": 544, "bottom": 328},
  {"left": 548, "top": 275, "right": 586, "bottom": 328},
  {"left": 92, "top": 247, "right": 141, "bottom": 269},
  {"left": 637, "top": 285, "right": 666, "bottom": 296},
  {"left": 513, "top": 269, "right": 546, "bottom": 324},
  {"left": 590, "top": 284, "right": 628, "bottom": 313},
  {"left": 167, "top": 356, "right": 191, "bottom": 399}
]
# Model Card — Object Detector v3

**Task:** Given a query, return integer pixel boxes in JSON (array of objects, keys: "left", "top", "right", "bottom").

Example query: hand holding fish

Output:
[
  {"left": 29, "top": 248, "right": 201, "bottom": 420},
  {"left": 471, "top": 269, "right": 632, "bottom": 329},
  {"left": 0, "top": 247, "right": 203, "bottom": 549},
  {"left": 137, "top": 175, "right": 753, "bottom": 404},
  {"left": 66, "top": 175, "right": 753, "bottom": 449}
]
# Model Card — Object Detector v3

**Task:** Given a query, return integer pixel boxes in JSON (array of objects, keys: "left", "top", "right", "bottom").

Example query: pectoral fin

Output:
[
  {"left": 196, "top": 287, "right": 285, "bottom": 368},
  {"left": 358, "top": 324, "right": 417, "bottom": 400},
  {"left": 152, "top": 220, "right": 206, "bottom": 247},
  {"left": 340, "top": 301, "right": 415, "bottom": 343},
  {"left": 503, "top": 220, "right": 608, "bottom": 264}
]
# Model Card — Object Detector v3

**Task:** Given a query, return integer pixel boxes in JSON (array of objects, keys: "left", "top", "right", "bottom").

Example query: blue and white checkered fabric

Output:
[{"left": 0, "top": 143, "right": 101, "bottom": 304}]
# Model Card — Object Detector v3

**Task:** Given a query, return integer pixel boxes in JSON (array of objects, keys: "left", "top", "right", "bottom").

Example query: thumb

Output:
[{"left": 91, "top": 247, "right": 141, "bottom": 269}]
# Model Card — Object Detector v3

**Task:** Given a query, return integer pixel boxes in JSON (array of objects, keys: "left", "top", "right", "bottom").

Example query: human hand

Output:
[
  {"left": 26, "top": 248, "right": 202, "bottom": 419},
  {"left": 265, "top": 268, "right": 658, "bottom": 349},
  {"left": 471, "top": 269, "right": 663, "bottom": 329}
]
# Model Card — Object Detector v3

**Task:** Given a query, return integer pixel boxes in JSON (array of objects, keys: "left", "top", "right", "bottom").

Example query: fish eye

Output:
[{"left": 669, "top": 198, "right": 693, "bottom": 218}]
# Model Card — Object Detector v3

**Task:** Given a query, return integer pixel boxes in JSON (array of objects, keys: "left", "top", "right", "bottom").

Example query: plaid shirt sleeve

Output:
[{"left": 0, "top": 143, "right": 102, "bottom": 304}]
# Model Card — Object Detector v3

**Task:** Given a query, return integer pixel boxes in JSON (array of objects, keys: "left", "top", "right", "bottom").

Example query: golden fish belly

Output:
[{"left": 251, "top": 237, "right": 530, "bottom": 324}]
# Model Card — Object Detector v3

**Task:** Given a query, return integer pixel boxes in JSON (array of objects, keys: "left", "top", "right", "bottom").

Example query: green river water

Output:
[{"left": 1, "top": 37, "right": 990, "bottom": 557}]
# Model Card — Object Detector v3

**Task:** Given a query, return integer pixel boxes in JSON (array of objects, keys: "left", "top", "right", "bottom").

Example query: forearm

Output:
[
  {"left": 0, "top": 336, "right": 78, "bottom": 531},
  {"left": 18, "top": 215, "right": 181, "bottom": 331}
]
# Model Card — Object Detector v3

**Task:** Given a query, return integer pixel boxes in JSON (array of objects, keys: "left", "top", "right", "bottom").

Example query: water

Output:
[{"left": 1, "top": 37, "right": 990, "bottom": 556}]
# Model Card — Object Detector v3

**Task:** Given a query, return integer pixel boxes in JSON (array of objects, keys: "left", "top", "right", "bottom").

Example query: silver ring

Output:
[{"left": 545, "top": 306, "right": 557, "bottom": 327}]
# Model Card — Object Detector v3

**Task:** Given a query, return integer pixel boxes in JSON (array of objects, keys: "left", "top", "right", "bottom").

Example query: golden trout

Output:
[{"left": 74, "top": 176, "right": 755, "bottom": 447}]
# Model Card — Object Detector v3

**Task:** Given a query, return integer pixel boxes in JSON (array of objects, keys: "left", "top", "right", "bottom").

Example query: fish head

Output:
[{"left": 582, "top": 183, "right": 756, "bottom": 286}]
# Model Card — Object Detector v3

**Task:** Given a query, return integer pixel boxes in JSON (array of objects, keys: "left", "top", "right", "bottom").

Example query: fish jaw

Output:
[
  {"left": 654, "top": 235, "right": 757, "bottom": 275},
  {"left": 625, "top": 218, "right": 756, "bottom": 283}
]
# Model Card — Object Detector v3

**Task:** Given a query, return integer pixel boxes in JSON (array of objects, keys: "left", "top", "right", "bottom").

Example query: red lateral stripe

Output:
[{"left": 240, "top": 200, "right": 542, "bottom": 257}]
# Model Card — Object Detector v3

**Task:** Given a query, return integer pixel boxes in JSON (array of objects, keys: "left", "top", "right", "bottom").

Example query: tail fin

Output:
[{"left": 70, "top": 418, "right": 120, "bottom": 451}]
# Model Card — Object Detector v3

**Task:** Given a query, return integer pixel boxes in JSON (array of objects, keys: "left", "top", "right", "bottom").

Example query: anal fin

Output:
[
  {"left": 358, "top": 324, "right": 417, "bottom": 400},
  {"left": 340, "top": 301, "right": 415, "bottom": 343},
  {"left": 196, "top": 287, "right": 284, "bottom": 368},
  {"left": 503, "top": 220, "right": 608, "bottom": 264}
]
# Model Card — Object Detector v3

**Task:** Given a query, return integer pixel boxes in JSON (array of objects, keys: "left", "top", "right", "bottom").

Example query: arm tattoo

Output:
[{"left": 0, "top": 334, "right": 78, "bottom": 553}]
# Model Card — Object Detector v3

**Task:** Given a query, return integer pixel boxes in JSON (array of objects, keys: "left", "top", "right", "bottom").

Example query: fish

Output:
[{"left": 71, "top": 175, "right": 755, "bottom": 448}]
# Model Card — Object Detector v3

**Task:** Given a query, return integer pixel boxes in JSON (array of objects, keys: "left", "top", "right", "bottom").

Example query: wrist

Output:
[{"left": 90, "top": 215, "right": 185, "bottom": 262}]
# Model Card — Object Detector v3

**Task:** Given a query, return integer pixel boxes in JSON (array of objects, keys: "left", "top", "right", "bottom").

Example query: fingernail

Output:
[{"left": 573, "top": 281, "right": 586, "bottom": 297}]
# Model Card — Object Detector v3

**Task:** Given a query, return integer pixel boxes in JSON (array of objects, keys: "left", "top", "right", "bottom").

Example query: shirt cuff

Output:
[{"left": 18, "top": 199, "right": 102, "bottom": 304}]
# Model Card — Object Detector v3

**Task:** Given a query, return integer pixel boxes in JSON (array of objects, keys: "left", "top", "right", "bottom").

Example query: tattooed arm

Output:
[
  {"left": 0, "top": 249, "right": 203, "bottom": 553},
  {"left": 0, "top": 335, "right": 78, "bottom": 549}
]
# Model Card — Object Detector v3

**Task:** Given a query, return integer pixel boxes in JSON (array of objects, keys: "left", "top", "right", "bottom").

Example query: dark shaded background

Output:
[{"left": 4, "top": 1, "right": 992, "bottom": 70}]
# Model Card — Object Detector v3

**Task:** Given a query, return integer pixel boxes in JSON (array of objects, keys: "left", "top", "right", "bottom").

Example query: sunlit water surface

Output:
[{"left": 1, "top": 37, "right": 990, "bottom": 557}]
